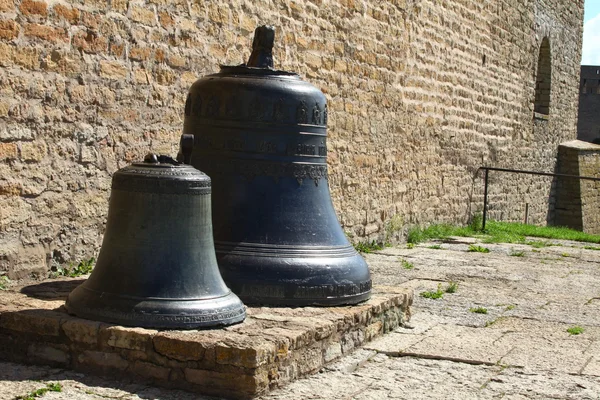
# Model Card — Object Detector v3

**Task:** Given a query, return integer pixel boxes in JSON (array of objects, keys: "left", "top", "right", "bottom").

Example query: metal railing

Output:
[{"left": 479, "top": 166, "right": 600, "bottom": 231}]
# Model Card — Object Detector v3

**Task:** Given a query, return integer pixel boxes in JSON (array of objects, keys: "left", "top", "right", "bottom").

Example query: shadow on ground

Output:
[{"left": 20, "top": 279, "right": 84, "bottom": 301}]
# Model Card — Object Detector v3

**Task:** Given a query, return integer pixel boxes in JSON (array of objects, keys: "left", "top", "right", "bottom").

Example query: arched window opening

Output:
[{"left": 534, "top": 37, "right": 551, "bottom": 115}]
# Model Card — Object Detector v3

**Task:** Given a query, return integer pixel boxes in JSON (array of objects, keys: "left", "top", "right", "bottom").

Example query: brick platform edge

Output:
[{"left": 0, "top": 280, "right": 412, "bottom": 399}]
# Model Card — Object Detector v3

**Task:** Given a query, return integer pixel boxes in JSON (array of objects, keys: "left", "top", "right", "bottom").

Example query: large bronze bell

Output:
[
  {"left": 181, "top": 26, "right": 371, "bottom": 306},
  {"left": 66, "top": 154, "right": 246, "bottom": 329}
]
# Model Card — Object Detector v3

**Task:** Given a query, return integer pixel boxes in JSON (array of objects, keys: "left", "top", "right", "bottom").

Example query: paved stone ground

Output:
[{"left": 2, "top": 237, "right": 600, "bottom": 400}]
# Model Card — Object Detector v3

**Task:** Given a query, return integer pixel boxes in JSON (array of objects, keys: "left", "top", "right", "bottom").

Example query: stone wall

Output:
[
  {"left": 0, "top": 0, "right": 584, "bottom": 278},
  {"left": 577, "top": 65, "right": 600, "bottom": 143},
  {"left": 554, "top": 140, "right": 600, "bottom": 234}
]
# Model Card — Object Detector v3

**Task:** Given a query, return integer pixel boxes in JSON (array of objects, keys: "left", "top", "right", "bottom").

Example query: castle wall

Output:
[
  {"left": 577, "top": 66, "right": 600, "bottom": 143},
  {"left": 0, "top": 0, "right": 584, "bottom": 277},
  {"left": 554, "top": 140, "right": 600, "bottom": 234}
]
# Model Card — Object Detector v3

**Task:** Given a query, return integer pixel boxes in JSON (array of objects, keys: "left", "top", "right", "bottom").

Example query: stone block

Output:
[
  {"left": 0, "top": 20, "right": 19, "bottom": 41},
  {"left": 323, "top": 341, "right": 342, "bottom": 362},
  {"left": 131, "top": 360, "right": 170, "bottom": 381},
  {"left": 19, "top": 141, "right": 47, "bottom": 162},
  {"left": 99, "top": 61, "right": 128, "bottom": 80},
  {"left": 111, "top": 0, "right": 128, "bottom": 13},
  {"left": 72, "top": 30, "right": 108, "bottom": 54},
  {"left": 27, "top": 343, "right": 69, "bottom": 365},
  {"left": 215, "top": 339, "right": 276, "bottom": 368},
  {"left": 78, "top": 350, "right": 128, "bottom": 370},
  {"left": 52, "top": 4, "right": 80, "bottom": 24},
  {"left": 184, "top": 368, "right": 265, "bottom": 395},
  {"left": 0, "top": 0, "right": 14, "bottom": 12},
  {"left": 167, "top": 55, "right": 186, "bottom": 69},
  {"left": 131, "top": 6, "right": 156, "bottom": 26},
  {"left": 24, "top": 24, "right": 68, "bottom": 42},
  {"left": 0, "top": 310, "right": 61, "bottom": 336},
  {"left": 153, "top": 332, "right": 216, "bottom": 362},
  {"left": 20, "top": 0, "right": 48, "bottom": 17},
  {"left": 0, "top": 143, "right": 17, "bottom": 160},
  {"left": 62, "top": 318, "right": 100, "bottom": 345},
  {"left": 100, "top": 325, "right": 156, "bottom": 351},
  {"left": 129, "top": 46, "right": 152, "bottom": 61},
  {"left": 158, "top": 11, "right": 174, "bottom": 29}
]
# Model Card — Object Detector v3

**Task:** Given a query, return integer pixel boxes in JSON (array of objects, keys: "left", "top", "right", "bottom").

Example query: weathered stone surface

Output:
[
  {"left": 77, "top": 350, "right": 128, "bottom": 370},
  {"left": 0, "top": 283, "right": 410, "bottom": 398},
  {"left": 153, "top": 331, "right": 220, "bottom": 363},
  {"left": 27, "top": 343, "right": 69, "bottom": 365},
  {"left": 4, "top": 241, "right": 600, "bottom": 398},
  {"left": 0, "top": 310, "right": 61, "bottom": 336},
  {"left": 0, "top": 20, "right": 19, "bottom": 41},
  {"left": 61, "top": 318, "right": 100, "bottom": 345},
  {"left": 100, "top": 325, "right": 157, "bottom": 351}
]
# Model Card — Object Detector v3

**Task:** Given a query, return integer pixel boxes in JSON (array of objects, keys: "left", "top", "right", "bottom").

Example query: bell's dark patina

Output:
[
  {"left": 182, "top": 26, "right": 371, "bottom": 306},
  {"left": 66, "top": 154, "right": 246, "bottom": 329}
]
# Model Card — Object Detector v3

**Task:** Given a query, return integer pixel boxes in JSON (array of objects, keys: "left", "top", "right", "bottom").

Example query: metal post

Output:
[
  {"left": 524, "top": 203, "right": 529, "bottom": 225},
  {"left": 482, "top": 168, "right": 489, "bottom": 231}
]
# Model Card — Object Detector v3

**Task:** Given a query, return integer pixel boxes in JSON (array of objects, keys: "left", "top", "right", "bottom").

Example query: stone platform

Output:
[{"left": 0, "top": 278, "right": 412, "bottom": 399}]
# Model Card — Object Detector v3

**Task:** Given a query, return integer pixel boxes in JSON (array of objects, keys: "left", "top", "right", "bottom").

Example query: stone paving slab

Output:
[{"left": 0, "top": 282, "right": 412, "bottom": 399}]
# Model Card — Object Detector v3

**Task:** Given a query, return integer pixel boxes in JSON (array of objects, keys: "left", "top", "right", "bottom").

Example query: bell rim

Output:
[{"left": 65, "top": 285, "right": 246, "bottom": 329}]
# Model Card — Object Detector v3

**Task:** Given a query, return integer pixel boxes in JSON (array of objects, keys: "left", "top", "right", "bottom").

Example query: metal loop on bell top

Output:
[{"left": 247, "top": 25, "right": 275, "bottom": 69}]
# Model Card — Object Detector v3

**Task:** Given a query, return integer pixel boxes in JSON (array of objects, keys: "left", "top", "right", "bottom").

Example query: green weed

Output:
[
  {"left": 401, "top": 259, "right": 414, "bottom": 270},
  {"left": 509, "top": 250, "right": 525, "bottom": 257},
  {"left": 505, "top": 305, "right": 515, "bottom": 311},
  {"left": 445, "top": 281, "right": 458, "bottom": 293},
  {"left": 354, "top": 241, "right": 384, "bottom": 254},
  {"left": 468, "top": 244, "right": 490, "bottom": 253},
  {"left": 51, "top": 257, "right": 95, "bottom": 278},
  {"left": 428, "top": 244, "right": 442, "bottom": 250},
  {"left": 0, "top": 275, "right": 9, "bottom": 291},
  {"left": 470, "top": 307, "right": 488, "bottom": 314},
  {"left": 406, "top": 243, "right": 415, "bottom": 249},
  {"left": 15, "top": 383, "right": 62, "bottom": 400},
  {"left": 560, "top": 253, "right": 570, "bottom": 258},
  {"left": 420, "top": 284, "right": 444, "bottom": 300},
  {"left": 584, "top": 245, "right": 600, "bottom": 251},
  {"left": 567, "top": 326, "right": 584, "bottom": 335}
]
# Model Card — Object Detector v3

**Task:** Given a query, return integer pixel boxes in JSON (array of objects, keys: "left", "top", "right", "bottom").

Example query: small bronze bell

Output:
[
  {"left": 66, "top": 154, "right": 246, "bottom": 329},
  {"left": 181, "top": 26, "right": 371, "bottom": 306}
]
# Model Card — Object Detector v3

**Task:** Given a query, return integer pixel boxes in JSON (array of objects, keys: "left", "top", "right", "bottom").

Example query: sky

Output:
[{"left": 582, "top": 0, "right": 600, "bottom": 65}]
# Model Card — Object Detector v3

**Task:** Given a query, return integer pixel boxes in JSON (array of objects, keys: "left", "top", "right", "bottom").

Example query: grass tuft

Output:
[
  {"left": 401, "top": 259, "right": 414, "bottom": 270},
  {"left": 354, "top": 241, "right": 385, "bottom": 254},
  {"left": 428, "top": 244, "right": 442, "bottom": 250},
  {"left": 468, "top": 244, "right": 490, "bottom": 253},
  {"left": 51, "top": 258, "right": 95, "bottom": 278},
  {"left": 15, "top": 383, "right": 62, "bottom": 400},
  {"left": 420, "top": 284, "right": 444, "bottom": 300},
  {"left": 0, "top": 275, "right": 9, "bottom": 291},
  {"left": 470, "top": 307, "right": 488, "bottom": 314},
  {"left": 567, "top": 326, "right": 584, "bottom": 335},
  {"left": 445, "top": 281, "right": 458, "bottom": 293},
  {"left": 509, "top": 250, "right": 525, "bottom": 257}
]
